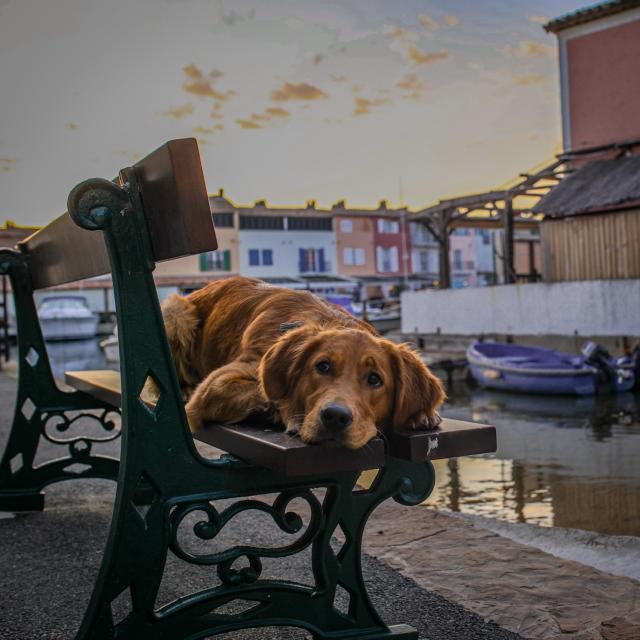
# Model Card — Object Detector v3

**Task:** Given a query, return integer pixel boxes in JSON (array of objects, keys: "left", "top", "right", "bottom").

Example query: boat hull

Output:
[{"left": 40, "top": 317, "right": 99, "bottom": 342}]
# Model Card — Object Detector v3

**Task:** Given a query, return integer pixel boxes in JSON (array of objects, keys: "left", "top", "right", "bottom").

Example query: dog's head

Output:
[{"left": 258, "top": 324, "right": 445, "bottom": 449}]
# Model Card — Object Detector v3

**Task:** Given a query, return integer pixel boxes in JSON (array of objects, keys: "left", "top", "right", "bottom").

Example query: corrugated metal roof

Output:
[
  {"left": 545, "top": 0, "right": 640, "bottom": 33},
  {"left": 533, "top": 155, "right": 640, "bottom": 217}
]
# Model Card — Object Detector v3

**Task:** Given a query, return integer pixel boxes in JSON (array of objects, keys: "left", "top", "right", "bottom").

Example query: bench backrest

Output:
[{"left": 19, "top": 138, "right": 217, "bottom": 289}]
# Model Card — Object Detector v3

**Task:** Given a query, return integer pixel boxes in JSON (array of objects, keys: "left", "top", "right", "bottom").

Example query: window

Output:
[
  {"left": 212, "top": 212, "right": 234, "bottom": 228},
  {"left": 247, "top": 249, "right": 273, "bottom": 267},
  {"left": 377, "top": 219, "right": 399, "bottom": 234},
  {"left": 343, "top": 247, "right": 365, "bottom": 266},
  {"left": 453, "top": 228, "right": 470, "bottom": 236},
  {"left": 479, "top": 229, "right": 491, "bottom": 245},
  {"left": 200, "top": 249, "right": 231, "bottom": 271},
  {"left": 287, "top": 217, "right": 332, "bottom": 231},
  {"left": 340, "top": 219, "right": 353, "bottom": 233},
  {"left": 299, "top": 248, "right": 327, "bottom": 273},
  {"left": 453, "top": 249, "right": 463, "bottom": 270},
  {"left": 239, "top": 215, "right": 284, "bottom": 230},
  {"left": 412, "top": 223, "right": 435, "bottom": 244},
  {"left": 376, "top": 246, "right": 399, "bottom": 273}
]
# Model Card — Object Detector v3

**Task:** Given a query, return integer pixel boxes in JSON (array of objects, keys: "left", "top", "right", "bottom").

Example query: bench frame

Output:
[{"left": 0, "top": 142, "right": 494, "bottom": 640}]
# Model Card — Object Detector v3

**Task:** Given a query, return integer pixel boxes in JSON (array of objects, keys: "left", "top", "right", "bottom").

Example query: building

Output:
[
  {"left": 545, "top": 0, "right": 640, "bottom": 153},
  {"left": 535, "top": 1, "right": 640, "bottom": 281}
]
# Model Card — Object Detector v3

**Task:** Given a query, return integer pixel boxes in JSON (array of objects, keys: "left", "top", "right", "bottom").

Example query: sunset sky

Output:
[{"left": 0, "top": 0, "right": 586, "bottom": 225}]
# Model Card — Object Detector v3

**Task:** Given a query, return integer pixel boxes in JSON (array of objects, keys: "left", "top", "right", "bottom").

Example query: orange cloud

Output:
[
  {"left": 66, "top": 122, "right": 78, "bottom": 130},
  {"left": 210, "top": 102, "right": 224, "bottom": 120},
  {"left": 353, "top": 95, "right": 391, "bottom": 117},
  {"left": 528, "top": 15, "right": 549, "bottom": 25},
  {"left": 251, "top": 112, "right": 270, "bottom": 122},
  {"left": 385, "top": 25, "right": 414, "bottom": 40},
  {"left": 408, "top": 46, "right": 449, "bottom": 66},
  {"left": 270, "top": 81, "right": 328, "bottom": 102},
  {"left": 236, "top": 119, "right": 262, "bottom": 129},
  {"left": 265, "top": 107, "right": 290, "bottom": 118},
  {"left": 503, "top": 40, "right": 555, "bottom": 59},
  {"left": 194, "top": 124, "right": 224, "bottom": 135},
  {"left": 0, "top": 157, "right": 16, "bottom": 173},
  {"left": 157, "top": 103, "right": 195, "bottom": 119},
  {"left": 513, "top": 73, "right": 545, "bottom": 85},
  {"left": 443, "top": 15, "right": 460, "bottom": 27},
  {"left": 182, "top": 64, "right": 233, "bottom": 100},
  {"left": 312, "top": 53, "right": 324, "bottom": 65},
  {"left": 396, "top": 73, "right": 424, "bottom": 91},
  {"left": 418, "top": 14, "right": 438, "bottom": 30}
]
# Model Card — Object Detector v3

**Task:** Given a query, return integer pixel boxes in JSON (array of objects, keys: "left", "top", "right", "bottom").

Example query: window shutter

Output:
[
  {"left": 223, "top": 250, "right": 231, "bottom": 271},
  {"left": 199, "top": 253, "right": 209, "bottom": 271},
  {"left": 318, "top": 248, "right": 326, "bottom": 272},
  {"left": 299, "top": 248, "right": 307, "bottom": 273},
  {"left": 376, "top": 246, "right": 383, "bottom": 272}
]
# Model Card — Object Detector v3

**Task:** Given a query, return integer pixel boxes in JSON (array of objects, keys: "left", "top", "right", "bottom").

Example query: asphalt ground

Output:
[{"left": 0, "top": 372, "right": 520, "bottom": 640}]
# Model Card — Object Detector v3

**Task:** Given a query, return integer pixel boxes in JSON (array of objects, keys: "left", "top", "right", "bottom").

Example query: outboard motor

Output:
[{"left": 581, "top": 341, "right": 617, "bottom": 385}]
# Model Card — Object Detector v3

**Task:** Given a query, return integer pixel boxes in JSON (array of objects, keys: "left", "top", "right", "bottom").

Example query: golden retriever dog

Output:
[{"left": 162, "top": 276, "right": 444, "bottom": 449}]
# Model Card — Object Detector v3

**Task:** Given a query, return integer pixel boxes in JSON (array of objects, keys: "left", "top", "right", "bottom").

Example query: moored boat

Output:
[
  {"left": 37, "top": 296, "right": 99, "bottom": 341},
  {"left": 467, "top": 341, "right": 635, "bottom": 396},
  {"left": 100, "top": 326, "right": 119, "bottom": 363}
]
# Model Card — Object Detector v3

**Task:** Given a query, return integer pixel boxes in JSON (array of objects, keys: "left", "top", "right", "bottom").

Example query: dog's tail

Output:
[{"left": 161, "top": 293, "right": 200, "bottom": 396}]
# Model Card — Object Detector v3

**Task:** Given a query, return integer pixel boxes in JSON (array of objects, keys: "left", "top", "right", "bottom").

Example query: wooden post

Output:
[
  {"left": 438, "top": 210, "right": 451, "bottom": 289},
  {"left": 502, "top": 198, "right": 515, "bottom": 284}
]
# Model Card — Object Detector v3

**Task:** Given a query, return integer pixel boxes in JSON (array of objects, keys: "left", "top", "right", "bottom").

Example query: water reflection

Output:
[
  {"left": 41, "top": 338, "right": 116, "bottom": 381},
  {"left": 427, "top": 384, "right": 640, "bottom": 536}
]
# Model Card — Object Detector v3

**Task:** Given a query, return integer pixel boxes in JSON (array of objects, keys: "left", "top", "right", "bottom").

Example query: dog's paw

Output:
[{"left": 407, "top": 411, "right": 442, "bottom": 431}]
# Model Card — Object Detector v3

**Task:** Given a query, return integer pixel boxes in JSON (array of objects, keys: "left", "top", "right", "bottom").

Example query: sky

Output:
[{"left": 0, "top": 0, "right": 587, "bottom": 225}]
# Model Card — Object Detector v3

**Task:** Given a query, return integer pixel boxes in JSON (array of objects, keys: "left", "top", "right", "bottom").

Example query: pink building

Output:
[
  {"left": 546, "top": 1, "right": 640, "bottom": 154},
  {"left": 370, "top": 201, "right": 411, "bottom": 278}
]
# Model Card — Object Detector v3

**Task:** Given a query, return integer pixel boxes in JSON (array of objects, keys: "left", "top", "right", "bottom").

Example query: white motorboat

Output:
[
  {"left": 37, "top": 296, "right": 99, "bottom": 341},
  {"left": 100, "top": 326, "right": 119, "bottom": 363}
]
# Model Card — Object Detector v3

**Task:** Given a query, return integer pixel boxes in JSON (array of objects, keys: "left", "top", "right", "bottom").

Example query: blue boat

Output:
[{"left": 467, "top": 341, "right": 635, "bottom": 396}]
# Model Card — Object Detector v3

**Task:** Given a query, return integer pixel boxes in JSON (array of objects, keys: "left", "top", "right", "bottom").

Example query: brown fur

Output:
[{"left": 162, "top": 276, "right": 445, "bottom": 449}]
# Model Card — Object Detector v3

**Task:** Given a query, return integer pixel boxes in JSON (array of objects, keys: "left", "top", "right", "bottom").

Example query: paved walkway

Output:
[{"left": 0, "top": 372, "right": 516, "bottom": 640}]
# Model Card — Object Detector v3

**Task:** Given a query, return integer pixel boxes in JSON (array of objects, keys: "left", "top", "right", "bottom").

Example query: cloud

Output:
[
  {"left": 408, "top": 46, "right": 449, "bottom": 66},
  {"left": 353, "top": 95, "right": 391, "bottom": 117},
  {"left": 443, "top": 15, "right": 460, "bottom": 27},
  {"left": 418, "top": 14, "right": 438, "bottom": 30},
  {"left": 270, "top": 81, "right": 328, "bottom": 102},
  {"left": 182, "top": 64, "right": 233, "bottom": 100},
  {"left": 157, "top": 102, "right": 195, "bottom": 119},
  {"left": 503, "top": 40, "right": 555, "bottom": 59},
  {"left": 384, "top": 24, "right": 418, "bottom": 43},
  {"left": 210, "top": 102, "right": 224, "bottom": 120},
  {"left": 528, "top": 15, "right": 549, "bottom": 25},
  {"left": 0, "top": 157, "right": 16, "bottom": 173},
  {"left": 312, "top": 53, "right": 324, "bottom": 65},
  {"left": 250, "top": 112, "right": 270, "bottom": 122},
  {"left": 194, "top": 124, "right": 224, "bottom": 134},
  {"left": 330, "top": 74, "right": 348, "bottom": 83},
  {"left": 265, "top": 107, "right": 290, "bottom": 118},
  {"left": 513, "top": 73, "right": 545, "bottom": 86},
  {"left": 396, "top": 73, "right": 424, "bottom": 91},
  {"left": 236, "top": 119, "right": 262, "bottom": 129},
  {"left": 66, "top": 122, "right": 78, "bottom": 130}
]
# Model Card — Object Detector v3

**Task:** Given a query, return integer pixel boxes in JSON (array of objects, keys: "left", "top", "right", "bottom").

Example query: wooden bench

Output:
[{"left": 0, "top": 139, "right": 497, "bottom": 640}]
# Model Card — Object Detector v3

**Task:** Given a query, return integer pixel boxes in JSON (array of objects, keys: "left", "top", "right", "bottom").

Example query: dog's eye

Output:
[
  {"left": 316, "top": 360, "right": 331, "bottom": 374},
  {"left": 367, "top": 372, "right": 383, "bottom": 388}
]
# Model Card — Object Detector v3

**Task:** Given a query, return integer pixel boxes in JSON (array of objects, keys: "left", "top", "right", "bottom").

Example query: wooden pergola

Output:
[{"left": 410, "top": 158, "right": 571, "bottom": 288}]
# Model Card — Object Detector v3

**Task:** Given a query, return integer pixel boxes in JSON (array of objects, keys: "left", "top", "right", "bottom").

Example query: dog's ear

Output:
[
  {"left": 258, "top": 325, "right": 318, "bottom": 401},
  {"left": 387, "top": 342, "right": 445, "bottom": 431}
]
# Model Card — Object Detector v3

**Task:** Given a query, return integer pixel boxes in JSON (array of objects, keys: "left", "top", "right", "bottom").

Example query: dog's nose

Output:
[{"left": 320, "top": 404, "right": 353, "bottom": 431}]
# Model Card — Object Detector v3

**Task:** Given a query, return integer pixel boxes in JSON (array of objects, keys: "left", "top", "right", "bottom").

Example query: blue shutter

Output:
[
  {"left": 249, "top": 249, "right": 259, "bottom": 266},
  {"left": 318, "top": 248, "right": 326, "bottom": 273},
  {"left": 299, "top": 248, "right": 307, "bottom": 273}
]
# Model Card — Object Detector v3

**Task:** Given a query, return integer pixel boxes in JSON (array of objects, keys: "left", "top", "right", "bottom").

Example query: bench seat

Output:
[{"left": 65, "top": 369, "right": 497, "bottom": 477}]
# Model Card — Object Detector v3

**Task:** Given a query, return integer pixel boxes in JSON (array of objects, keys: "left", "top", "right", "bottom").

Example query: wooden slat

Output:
[
  {"left": 20, "top": 139, "right": 217, "bottom": 290},
  {"left": 65, "top": 369, "right": 497, "bottom": 477}
]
